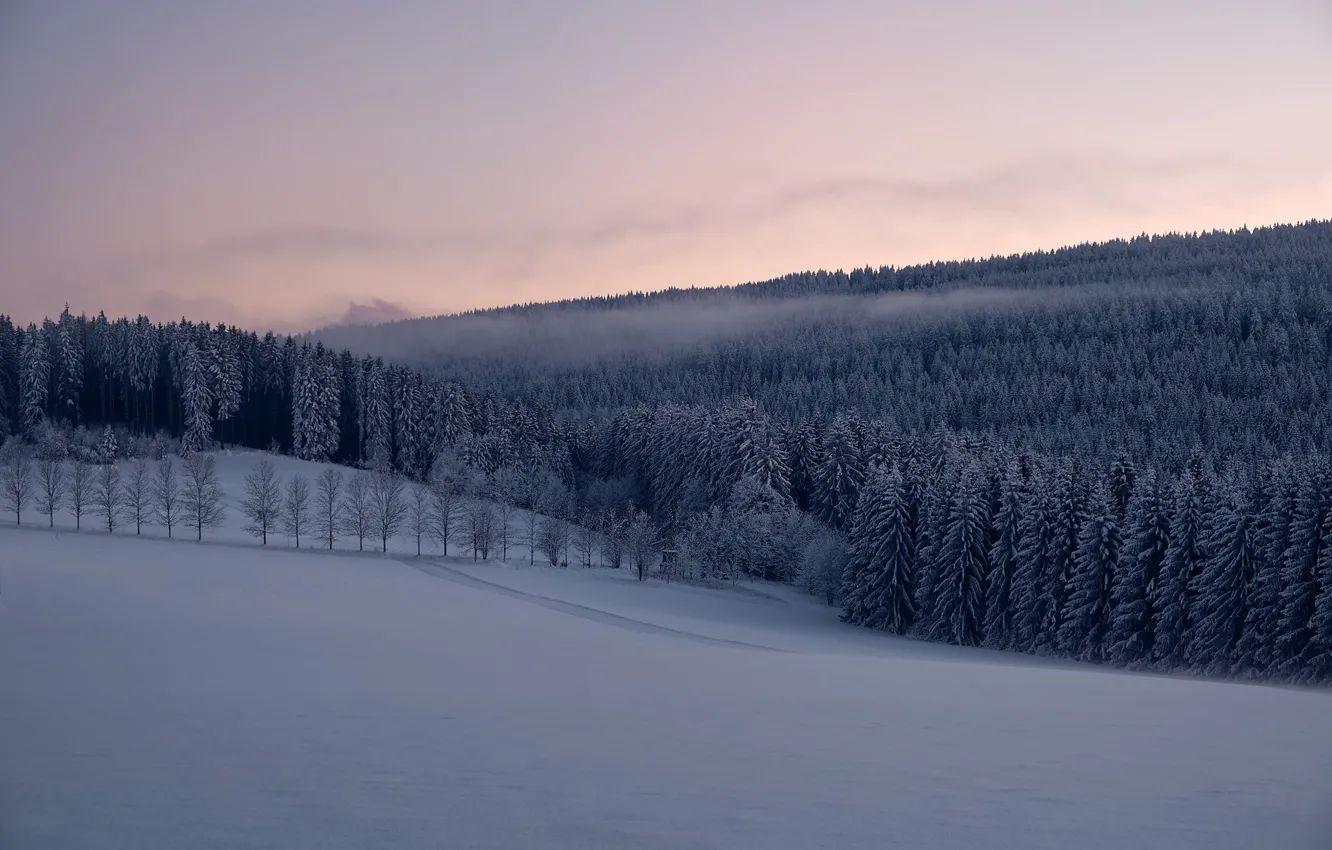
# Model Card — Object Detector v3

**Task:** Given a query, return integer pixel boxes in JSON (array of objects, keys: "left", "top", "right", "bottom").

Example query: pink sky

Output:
[{"left": 1, "top": 0, "right": 1329, "bottom": 332}]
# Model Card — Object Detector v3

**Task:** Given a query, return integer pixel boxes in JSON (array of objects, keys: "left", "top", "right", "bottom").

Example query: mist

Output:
[{"left": 309, "top": 281, "right": 1160, "bottom": 372}]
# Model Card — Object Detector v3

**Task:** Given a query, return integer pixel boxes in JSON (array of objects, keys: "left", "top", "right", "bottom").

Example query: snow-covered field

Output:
[
  {"left": 14, "top": 450, "right": 551, "bottom": 561},
  {"left": 2, "top": 524, "right": 1330, "bottom": 849}
]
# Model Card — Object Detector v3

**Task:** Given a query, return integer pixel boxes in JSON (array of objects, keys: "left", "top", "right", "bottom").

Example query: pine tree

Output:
[
  {"left": 1233, "top": 465, "right": 1296, "bottom": 677},
  {"left": 929, "top": 466, "right": 989, "bottom": 647},
  {"left": 1107, "top": 455, "right": 1137, "bottom": 521},
  {"left": 912, "top": 466, "right": 960, "bottom": 637},
  {"left": 1303, "top": 528, "right": 1332, "bottom": 684},
  {"left": 842, "top": 465, "right": 912, "bottom": 631},
  {"left": 1011, "top": 469, "right": 1055, "bottom": 653},
  {"left": 983, "top": 467, "right": 1025, "bottom": 649},
  {"left": 1059, "top": 488, "right": 1120, "bottom": 661},
  {"left": 1187, "top": 484, "right": 1257, "bottom": 675},
  {"left": 292, "top": 345, "right": 340, "bottom": 462},
  {"left": 361, "top": 359, "right": 391, "bottom": 466},
  {"left": 1275, "top": 468, "right": 1331, "bottom": 675},
  {"left": 55, "top": 305, "right": 83, "bottom": 424},
  {"left": 180, "top": 340, "right": 214, "bottom": 453},
  {"left": 211, "top": 328, "right": 243, "bottom": 443},
  {"left": 1152, "top": 468, "right": 1210, "bottom": 670},
  {"left": 1037, "top": 459, "right": 1088, "bottom": 654},
  {"left": 20, "top": 324, "right": 51, "bottom": 433},
  {"left": 859, "top": 467, "right": 919, "bottom": 634},
  {"left": 813, "top": 415, "right": 863, "bottom": 531},
  {"left": 1106, "top": 471, "right": 1171, "bottom": 666}
]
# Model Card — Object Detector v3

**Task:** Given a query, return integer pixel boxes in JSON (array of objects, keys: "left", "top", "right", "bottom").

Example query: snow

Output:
[
  {"left": 2, "top": 460, "right": 1331, "bottom": 848},
  {"left": 20, "top": 449, "right": 547, "bottom": 560}
]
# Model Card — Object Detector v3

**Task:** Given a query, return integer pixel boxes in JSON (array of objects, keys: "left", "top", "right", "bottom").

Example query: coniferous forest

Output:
[{"left": 3, "top": 221, "right": 1332, "bottom": 686}]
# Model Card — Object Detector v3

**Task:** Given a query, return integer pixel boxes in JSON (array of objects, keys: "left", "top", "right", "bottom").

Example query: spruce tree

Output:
[
  {"left": 1011, "top": 468, "right": 1055, "bottom": 652},
  {"left": 1233, "top": 465, "right": 1296, "bottom": 677},
  {"left": 855, "top": 466, "right": 918, "bottom": 634},
  {"left": 1303, "top": 531, "right": 1332, "bottom": 684},
  {"left": 813, "top": 415, "right": 864, "bottom": 531},
  {"left": 1274, "top": 468, "right": 1330, "bottom": 675},
  {"left": 180, "top": 340, "right": 214, "bottom": 453},
  {"left": 1187, "top": 484, "right": 1257, "bottom": 675},
  {"left": 983, "top": 466, "right": 1025, "bottom": 649},
  {"left": 911, "top": 467, "right": 958, "bottom": 638},
  {"left": 1151, "top": 468, "right": 1210, "bottom": 670},
  {"left": 55, "top": 305, "right": 83, "bottom": 425},
  {"left": 1039, "top": 459, "right": 1089, "bottom": 654},
  {"left": 1106, "top": 471, "right": 1171, "bottom": 666},
  {"left": 1107, "top": 455, "right": 1137, "bottom": 521},
  {"left": 929, "top": 467, "right": 989, "bottom": 647},
  {"left": 20, "top": 324, "right": 50, "bottom": 433},
  {"left": 1059, "top": 487, "right": 1120, "bottom": 661},
  {"left": 840, "top": 464, "right": 886, "bottom": 625}
]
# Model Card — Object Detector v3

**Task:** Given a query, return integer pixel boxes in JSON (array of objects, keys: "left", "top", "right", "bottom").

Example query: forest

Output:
[{"left": 2, "top": 221, "right": 1331, "bottom": 685}]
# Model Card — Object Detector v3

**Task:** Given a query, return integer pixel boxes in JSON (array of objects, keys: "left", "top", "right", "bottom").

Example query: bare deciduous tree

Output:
[
  {"left": 182, "top": 452, "right": 225, "bottom": 541},
  {"left": 522, "top": 508, "right": 541, "bottom": 565},
  {"left": 241, "top": 458, "right": 283, "bottom": 545},
  {"left": 68, "top": 458, "right": 92, "bottom": 530},
  {"left": 369, "top": 469, "right": 407, "bottom": 553},
  {"left": 1, "top": 444, "right": 34, "bottom": 525},
  {"left": 429, "top": 473, "right": 462, "bottom": 557},
  {"left": 283, "top": 474, "right": 311, "bottom": 548},
  {"left": 35, "top": 454, "right": 65, "bottom": 528},
  {"left": 572, "top": 510, "right": 597, "bottom": 568},
  {"left": 314, "top": 467, "right": 343, "bottom": 550},
  {"left": 123, "top": 456, "right": 152, "bottom": 535},
  {"left": 466, "top": 500, "right": 496, "bottom": 560},
  {"left": 406, "top": 483, "right": 431, "bottom": 556},
  {"left": 92, "top": 461, "right": 125, "bottom": 533},
  {"left": 153, "top": 456, "right": 182, "bottom": 538},
  {"left": 492, "top": 466, "right": 521, "bottom": 560},
  {"left": 538, "top": 515, "right": 571, "bottom": 567},
  {"left": 341, "top": 471, "right": 372, "bottom": 551},
  {"left": 625, "top": 510, "right": 660, "bottom": 582}
]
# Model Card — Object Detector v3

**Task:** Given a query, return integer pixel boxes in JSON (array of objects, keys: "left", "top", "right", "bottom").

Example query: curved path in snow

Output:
[{"left": 399, "top": 557, "right": 785, "bottom": 653}]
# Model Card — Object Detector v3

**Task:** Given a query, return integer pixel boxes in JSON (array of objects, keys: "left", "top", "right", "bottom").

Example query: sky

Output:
[{"left": 1, "top": 0, "right": 1330, "bottom": 333}]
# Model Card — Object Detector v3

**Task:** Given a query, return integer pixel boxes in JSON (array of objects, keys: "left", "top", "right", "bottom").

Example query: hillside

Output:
[
  {"left": 3, "top": 529, "right": 1330, "bottom": 849},
  {"left": 312, "top": 221, "right": 1332, "bottom": 463},
  {"left": 4, "top": 221, "right": 1332, "bottom": 690}
]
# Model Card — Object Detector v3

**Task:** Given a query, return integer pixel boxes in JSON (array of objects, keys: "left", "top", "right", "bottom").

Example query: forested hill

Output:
[
  {"left": 4, "top": 220, "right": 1332, "bottom": 686},
  {"left": 313, "top": 221, "right": 1332, "bottom": 465}
]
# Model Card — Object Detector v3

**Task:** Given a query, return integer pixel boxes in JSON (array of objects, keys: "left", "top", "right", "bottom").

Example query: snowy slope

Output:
[
  {"left": 15, "top": 449, "right": 552, "bottom": 561},
  {"left": 1, "top": 531, "right": 1329, "bottom": 850}
]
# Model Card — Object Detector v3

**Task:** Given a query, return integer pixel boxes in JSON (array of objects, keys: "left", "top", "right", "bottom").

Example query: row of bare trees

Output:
[
  {"left": 3, "top": 438, "right": 659, "bottom": 570},
  {"left": 0, "top": 441, "right": 225, "bottom": 540}
]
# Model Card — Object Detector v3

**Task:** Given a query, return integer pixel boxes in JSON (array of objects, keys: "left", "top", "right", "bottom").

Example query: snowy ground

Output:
[
  {"left": 2, "top": 529, "right": 1330, "bottom": 849},
  {"left": 15, "top": 449, "right": 553, "bottom": 561}
]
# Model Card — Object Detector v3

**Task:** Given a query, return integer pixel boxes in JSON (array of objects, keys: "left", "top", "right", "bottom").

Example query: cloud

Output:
[
  {"left": 36, "top": 149, "right": 1319, "bottom": 333},
  {"left": 336, "top": 298, "right": 416, "bottom": 327},
  {"left": 168, "top": 150, "right": 1286, "bottom": 271},
  {"left": 197, "top": 225, "right": 400, "bottom": 263}
]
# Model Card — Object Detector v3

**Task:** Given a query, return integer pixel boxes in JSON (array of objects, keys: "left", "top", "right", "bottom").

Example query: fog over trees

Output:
[{"left": 2, "top": 221, "right": 1332, "bottom": 685}]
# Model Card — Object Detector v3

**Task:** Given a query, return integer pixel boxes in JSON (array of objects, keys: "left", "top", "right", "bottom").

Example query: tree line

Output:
[
  {"left": 315, "top": 220, "right": 1332, "bottom": 465},
  {"left": 3, "top": 220, "right": 1331, "bottom": 686},
  {"left": 0, "top": 422, "right": 659, "bottom": 575}
]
